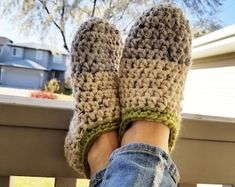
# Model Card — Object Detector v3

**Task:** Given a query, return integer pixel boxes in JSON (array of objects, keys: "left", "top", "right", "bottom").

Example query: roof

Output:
[
  {"left": 0, "top": 36, "right": 13, "bottom": 45},
  {"left": 8, "top": 42, "right": 68, "bottom": 55},
  {"left": 0, "top": 59, "right": 47, "bottom": 71},
  {"left": 48, "top": 63, "right": 67, "bottom": 71},
  {"left": 192, "top": 24, "right": 235, "bottom": 60}
]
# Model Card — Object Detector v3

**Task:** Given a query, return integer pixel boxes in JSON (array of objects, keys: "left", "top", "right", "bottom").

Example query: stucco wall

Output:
[
  {"left": 23, "top": 48, "right": 50, "bottom": 67},
  {"left": 0, "top": 45, "right": 24, "bottom": 61},
  {"left": 48, "top": 54, "right": 67, "bottom": 67}
]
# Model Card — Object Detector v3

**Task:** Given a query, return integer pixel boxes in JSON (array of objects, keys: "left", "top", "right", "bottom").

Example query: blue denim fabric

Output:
[
  {"left": 89, "top": 143, "right": 180, "bottom": 187},
  {"left": 90, "top": 169, "right": 106, "bottom": 187}
]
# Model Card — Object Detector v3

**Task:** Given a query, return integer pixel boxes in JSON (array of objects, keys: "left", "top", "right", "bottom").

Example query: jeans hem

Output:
[
  {"left": 89, "top": 168, "right": 106, "bottom": 187},
  {"left": 109, "top": 143, "right": 180, "bottom": 183}
]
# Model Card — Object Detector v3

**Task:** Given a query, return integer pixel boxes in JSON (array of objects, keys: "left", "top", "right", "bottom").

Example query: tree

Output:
[
  {"left": 0, "top": 0, "right": 224, "bottom": 52},
  {"left": 193, "top": 17, "right": 223, "bottom": 38}
]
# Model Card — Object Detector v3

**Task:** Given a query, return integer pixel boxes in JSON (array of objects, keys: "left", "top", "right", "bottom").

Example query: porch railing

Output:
[{"left": 0, "top": 95, "right": 235, "bottom": 187}]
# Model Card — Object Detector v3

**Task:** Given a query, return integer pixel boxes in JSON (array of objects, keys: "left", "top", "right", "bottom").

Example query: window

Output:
[
  {"left": 0, "top": 46, "right": 3, "bottom": 54},
  {"left": 35, "top": 50, "right": 43, "bottom": 60},
  {"left": 12, "top": 47, "right": 23, "bottom": 57},
  {"left": 53, "top": 55, "right": 62, "bottom": 64}
]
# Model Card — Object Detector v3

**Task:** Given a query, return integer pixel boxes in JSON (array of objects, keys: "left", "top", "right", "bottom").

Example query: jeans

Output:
[{"left": 89, "top": 143, "right": 180, "bottom": 187}]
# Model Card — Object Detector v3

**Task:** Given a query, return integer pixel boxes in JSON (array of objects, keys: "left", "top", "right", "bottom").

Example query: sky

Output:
[
  {"left": 0, "top": 0, "right": 235, "bottom": 50},
  {"left": 217, "top": 0, "right": 235, "bottom": 26}
]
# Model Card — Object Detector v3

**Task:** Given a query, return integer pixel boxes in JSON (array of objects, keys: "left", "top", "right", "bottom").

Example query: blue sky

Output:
[
  {"left": 0, "top": 0, "right": 235, "bottom": 49},
  {"left": 217, "top": 0, "right": 235, "bottom": 26}
]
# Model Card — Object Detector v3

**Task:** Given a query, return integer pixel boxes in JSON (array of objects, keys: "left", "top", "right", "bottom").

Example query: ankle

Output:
[
  {"left": 121, "top": 121, "right": 170, "bottom": 153},
  {"left": 88, "top": 131, "right": 119, "bottom": 177}
]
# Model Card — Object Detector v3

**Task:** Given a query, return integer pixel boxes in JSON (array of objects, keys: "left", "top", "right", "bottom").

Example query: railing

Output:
[{"left": 0, "top": 95, "right": 235, "bottom": 187}]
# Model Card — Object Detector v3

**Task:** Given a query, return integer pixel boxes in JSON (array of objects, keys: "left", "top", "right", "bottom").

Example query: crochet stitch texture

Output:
[
  {"left": 64, "top": 18, "right": 123, "bottom": 177},
  {"left": 119, "top": 4, "right": 192, "bottom": 151}
]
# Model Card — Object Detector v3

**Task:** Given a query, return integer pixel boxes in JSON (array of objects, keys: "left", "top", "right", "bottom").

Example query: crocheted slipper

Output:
[
  {"left": 119, "top": 4, "right": 192, "bottom": 152},
  {"left": 64, "top": 18, "right": 123, "bottom": 177}
]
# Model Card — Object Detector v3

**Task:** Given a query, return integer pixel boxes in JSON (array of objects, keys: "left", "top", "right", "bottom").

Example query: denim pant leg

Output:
[
  {"left": 89, "top": 169, "right": 106, "bottom": 187},
  {"left": 90, "top": 143, "right": 180, "bottom": 187}
]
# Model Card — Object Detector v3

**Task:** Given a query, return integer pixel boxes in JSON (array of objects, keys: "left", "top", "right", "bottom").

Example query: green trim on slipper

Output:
[
  {"left": 80, "top": 119, "right": 119, "bottom": 177},
  {"left": 119, "top": 108, "right": 180, "bottom": 152}
]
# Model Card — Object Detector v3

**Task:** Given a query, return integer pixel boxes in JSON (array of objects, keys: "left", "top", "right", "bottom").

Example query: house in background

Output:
[{"left": 0, "top": 36, "right": 68, "bottom": 89}]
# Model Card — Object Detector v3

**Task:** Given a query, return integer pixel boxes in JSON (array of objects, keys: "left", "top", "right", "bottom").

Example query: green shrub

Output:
[
  {"left": 64, "top": 87, "right": 72, "bottom": 95},
  {"left": 44, "top": 78, "right": 64, "bottom": 93}
]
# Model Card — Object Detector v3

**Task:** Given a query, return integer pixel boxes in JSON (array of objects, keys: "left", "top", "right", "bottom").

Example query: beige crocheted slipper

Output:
[
  {"left": 119, "top": 4, "right": 192, "bottom": 151},
  {"left": 64, "top": 18, "right": 123, "bottom": 177}
]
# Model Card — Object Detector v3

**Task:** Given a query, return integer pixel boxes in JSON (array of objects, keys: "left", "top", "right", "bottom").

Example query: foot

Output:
[
  {"left": 64, "top": 18, "right": 123, "bottom": 178},
  {"left": 88, "top": 131, "right": 119, "bottom": 177},
  {"left": 119, "top": 4, "right": 192, "bottom": 151},
  {"left": 121, "top": 121, "right": 170, "bottom": 153}
]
